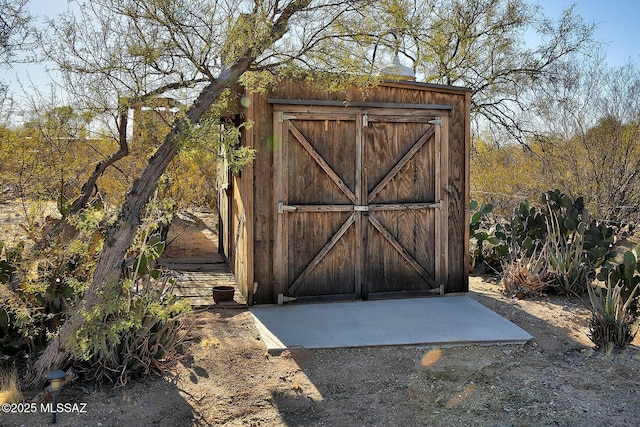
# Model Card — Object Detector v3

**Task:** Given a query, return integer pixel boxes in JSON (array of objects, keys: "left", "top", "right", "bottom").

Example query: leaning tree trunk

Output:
[
  {"left": 30, "top": 2, "right": 311, "bottom": 386},
  {"left": 30, "top": 64, "right": 249, "bottom": 385}
]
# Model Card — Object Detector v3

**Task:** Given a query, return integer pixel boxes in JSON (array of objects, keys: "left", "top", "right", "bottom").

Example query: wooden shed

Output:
[{"left": 218, "top": 79, "right": 471, "bottom": 305}]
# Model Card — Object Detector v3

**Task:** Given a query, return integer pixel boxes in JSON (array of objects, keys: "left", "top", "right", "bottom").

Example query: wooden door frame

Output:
[{"left": 273, "top": 105, "right": 449, "bottom": 302}]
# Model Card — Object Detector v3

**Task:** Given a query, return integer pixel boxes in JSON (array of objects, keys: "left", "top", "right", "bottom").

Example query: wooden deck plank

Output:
[
  {"left": 163, "top": 258, "right": 244, "bottom": 308},
  {"left": 158, "top": 254, "right": 225, "bottom": 265},
  {"left": 162, "top": 263, "right": 231, "bottom": 272}
]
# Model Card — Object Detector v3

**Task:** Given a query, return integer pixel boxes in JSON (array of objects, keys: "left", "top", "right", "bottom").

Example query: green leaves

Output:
[
  {"left": 57, "top": 194, "right": 71, "bottom": 216},
  {"left": 0, "top": 308, "right": 9, "bottom": 329},
  {"left": 470, "top": 200, "right": 508, "bottom": 268},
  {"left": 470, "top": 201, "right": 493, "bottom": 232},
  {"left": 132, "top": 233, "right": 165, "bottom": 279},
  {"left": 587, "top": 278, "right": 638, "bottom": 350},
  {"left": 0, "top": 240, "right": 24, "bottom": 284}
]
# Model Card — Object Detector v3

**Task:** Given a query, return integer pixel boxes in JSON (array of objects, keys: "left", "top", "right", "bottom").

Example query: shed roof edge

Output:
[{"left": 379, "top": 80, "right": 472, "bottom": 93}]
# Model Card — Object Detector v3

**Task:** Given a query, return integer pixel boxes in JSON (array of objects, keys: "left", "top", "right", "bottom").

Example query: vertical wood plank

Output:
[
  {"left": 434, "top": 120, "right": 441, "bottom": 287},
  {"left": 463, "top": 91, "right": 471, "bottom": 288},
  {"left": 446, "top": 94, "right": 466, "bottom": 292},
  {"left": 441, "top": 117, "right": 450, "bottom": 291},
  {"left": 361, "top": 115, "right": 370, "bottom": 299},
  {"left": 272, "top": 112, "right": 285, "bottom": 302},
  {"left": 355, "top": 113, "right": 364, "bottom": 298},
  {"left": 245, "top": 91, "right": 255, "bottom": 305},
  {"left": 282, "top": 119, "right": 290, "bottom": 297},
  {"left": 247, "top": 91, "right": 273, "bottom": 303}
]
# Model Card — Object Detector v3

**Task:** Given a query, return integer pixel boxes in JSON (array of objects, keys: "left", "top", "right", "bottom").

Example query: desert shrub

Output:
[
  {"left": 470, "top": 138, "right": 546, "bottom": 217},
  {"left": 65, "top": 199, "right": 191, "bottom": 386},
  {"left": 587, "top": 280, "right": 639, "bottom": 352},
  {"left": 471, "top": 122, "right": 640, "bottom": 227},
  {"left": 0, "top": 365, "right": 23, "bottom": 404},
  {"left": 161, "top": 149, "right": 219, "bottom": 209},
  {"left": 72, "top": 275, "right": 190, "bottom": 387},
  {"left": 0, "top": 204, "right": 106, "bottom": 358},
  {"left": 0, "top": 288, "right": 33, "bottom": 357},
  {"left": 545, "top": 209, "right": 590, "bottom": 295},
  {"left": 596, "top": 245, "right": 640, "bottom": 312},
  {"left": 471, "top": 190, "right": 615, "bottom": 296},
  {"left": 0, "top": 241, "right": 35, "bottom": 357},
  {"left": 2, "top": 196, "right": 191, "bottom": 388},
  {"left": 469, "top": 201, "right": 508, "bottom": 270},
  {"left": 501, "top": 244, "right": 555, "bottom": 298}
]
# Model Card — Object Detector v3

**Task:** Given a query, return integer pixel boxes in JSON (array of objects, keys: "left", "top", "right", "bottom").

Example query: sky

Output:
[
  {"left": 533, "top": 0, "right": 640, "bottom": 66},
  {"left": 4, "top": 0, "right": 640, "bottom": 105}
]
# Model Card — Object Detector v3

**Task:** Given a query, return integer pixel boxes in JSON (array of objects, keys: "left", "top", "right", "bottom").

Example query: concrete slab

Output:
[{"left": 250, "top": 296, "right": 532, "bottom": 353}]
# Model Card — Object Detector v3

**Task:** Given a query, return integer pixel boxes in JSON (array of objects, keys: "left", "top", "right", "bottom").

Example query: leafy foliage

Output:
[
  {"left": 0, "top": 204, "right": 106, "bottom": 358},
  {"left": 1, "top": 199, "right": 190, "bottom": 386},
  {"left": 532, "top": 57, "right": 640, "bottom": 224},
  {"left": 0, "top": 0, "right": 32, "bottom": 114},
  {"left": 0, "top": 0, "right": 31, "bottom": 60},
  {"left": 382, "top": 0, "right": 596, "bottom": 142},
  {"left": 469, "top": 200, "right": 508, "bottom": 269},
  {"left": 0, "top": 241, "right": 34, "bottom": 356},
  {"left": 71, "top": 276, "right": 190, "bottom": 387},
  {"left": 470, "top": 137, "right": 553, "bottom": 218},
  {"left": 63, "top": 198, "right": 191, "bottom": 386}
]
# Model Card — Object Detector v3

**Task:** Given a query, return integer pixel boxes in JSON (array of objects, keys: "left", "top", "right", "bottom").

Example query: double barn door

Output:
[{"left": 274, "top": 106, "right": 449, "bottom": 301}]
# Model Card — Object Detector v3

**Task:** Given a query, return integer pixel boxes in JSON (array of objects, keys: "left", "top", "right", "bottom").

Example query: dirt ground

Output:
[{"left": 2, "top": 206, "right": 640, "bottom": 427}]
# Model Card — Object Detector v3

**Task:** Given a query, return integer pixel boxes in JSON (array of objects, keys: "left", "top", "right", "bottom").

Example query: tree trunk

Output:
[
  {"left": 30, "top": 68, "right": 246, "bottom": 386},
  {"left": 30, "top": 1, "right": 311, "bottom": 387}
]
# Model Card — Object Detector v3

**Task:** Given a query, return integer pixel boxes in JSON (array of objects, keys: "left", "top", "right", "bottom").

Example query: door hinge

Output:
[
  {"left": 278, "top": 201, "right": 297, "bottom": 213},
  {"left": 428, "top": 117, "right": 444, "bottom": 126},
  {"left": 278, "top": 294, "right": 297, "bottom": 305},
  {"left": 363, "top": 113, "right": 369, "bottom": 127},
  {"left": 427, "top": 285, "right": 446, "bottom": 295},
  {"left": 277, "top": 112, "right": 296, "bottom": 122}
]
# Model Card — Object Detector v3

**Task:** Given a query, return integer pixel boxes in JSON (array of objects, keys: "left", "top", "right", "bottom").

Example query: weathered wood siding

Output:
[{"left": 224, "top": 80, "right": 470, "bottom": 304}]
